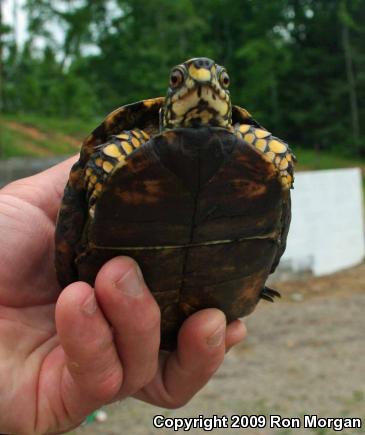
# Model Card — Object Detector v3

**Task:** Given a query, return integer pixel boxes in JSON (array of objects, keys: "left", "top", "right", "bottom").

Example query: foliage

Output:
[{"left": 1, "top": 0, "right": 365, "bottom": 156}]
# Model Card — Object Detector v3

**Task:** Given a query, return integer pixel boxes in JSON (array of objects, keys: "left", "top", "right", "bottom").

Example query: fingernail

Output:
[
  {"left": 82, "top": 291, "right": 97, "bottom": 316},
  {"left": 206, "top": 323, "right": 226, "bottom": 347},
  {"left": 115, "top": 265, "right": 144, "bottom": 297}
]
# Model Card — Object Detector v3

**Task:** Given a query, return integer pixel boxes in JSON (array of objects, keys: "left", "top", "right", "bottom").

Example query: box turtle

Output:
[{"left": 55, "top": 57, "right": 295, "bottom": 350}]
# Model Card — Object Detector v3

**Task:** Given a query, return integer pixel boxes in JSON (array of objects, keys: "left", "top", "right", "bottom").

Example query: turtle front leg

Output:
[
  {"left": 234, "top": 124, "right": 296, "bottom": 190},
  {"left": 84, "top": 128, "right": 150, "bottom": 216}
]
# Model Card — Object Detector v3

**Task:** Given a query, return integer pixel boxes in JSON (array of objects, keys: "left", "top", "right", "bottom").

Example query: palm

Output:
[
  {"left": 0, "top": 159, "right": 82, "bottom": 432},
  {"left": 0, "top": 158, "right": 245, "bottom": 434}
]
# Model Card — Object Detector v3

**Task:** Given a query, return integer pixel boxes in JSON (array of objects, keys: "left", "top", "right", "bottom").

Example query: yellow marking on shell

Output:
[
  {"left": 121, "top": 141, "right": 133, "bottom": 154},
  {"left": 95, "top": 158, "right": 103, "bottom": 167},
  {"left": 103, "top": 144, "right": 122, "bottom": 158},
  {"left": 242, "top": 108, "right": 252, "bottom": 118},
  {"left": 117, "top": 133, "right": 129, "bottom": 140},
  {"left": 263, "top": 151, "right": 276, "bottom": 163},
  {"left": 95, "top": 183, "right": 102, "bottom": 192},
  {"left": 104, "top": 112, "right": 118, "bottom": 128},
  {"left": 188, "top": 64, "right": 211, "bottom": 82},
  {"left": 269, "top": 139, "right": 287, "bottom": 154},
  {"left": 239, "top": 124, "right": 251, "bottom": 134},
  {"left": 85, "top": 168, "right": 92, "bottom": 177},
  {"left": 103, "top": 161, "right": 114, "bottom": 173},
  {"left": 143, "top": 98, "right": 158, "bottom": 108},
  {"left": 275, "top": 156, "right": 281, "bottom": 166},
  {"left": 90, "top": 175, "right": 97, "bottom": 184},
  {"left": 118, "top": 154, "right": 126, "bottom": 163},
  {"left": 286, "top": 153, "right": 292, "bottom": 162},
  {"left": 255, "top": 139, "right": 267, "bottom": 152},
  {"left": 88, "top": 181, "right": 94, "bottom": 191},
  {"left": 280, "top": 158, "right": 289, "bottom": 170},
  {"left": 131, "top": 137, "right": 140, "bottom": 148},
  {"left": 243, "top": 133, "right": 256, "bottom": 144},
  {"left": 255, "top": 129, "right": 271, "bottom": 138}
]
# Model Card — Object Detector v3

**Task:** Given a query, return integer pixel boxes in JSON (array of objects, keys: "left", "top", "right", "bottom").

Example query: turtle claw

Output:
[{"left": 260, "top": 286, "right": 281, "bottom": 302}]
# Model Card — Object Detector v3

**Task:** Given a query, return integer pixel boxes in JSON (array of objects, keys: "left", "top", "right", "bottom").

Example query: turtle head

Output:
[{"left": 161, "top": 57, "right": 232, "bottom": 130}]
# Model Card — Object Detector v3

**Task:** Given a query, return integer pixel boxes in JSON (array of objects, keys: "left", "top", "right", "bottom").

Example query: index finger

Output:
[{"left": 1, "top": 155, "right": 78, "bottom": 221}]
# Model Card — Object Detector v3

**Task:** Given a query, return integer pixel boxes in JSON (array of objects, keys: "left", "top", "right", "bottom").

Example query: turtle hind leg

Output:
[{"left": 260, "top": 286, "right": 281, "bottom": 303}]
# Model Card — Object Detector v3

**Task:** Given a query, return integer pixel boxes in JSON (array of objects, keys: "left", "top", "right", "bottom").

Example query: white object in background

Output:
[{"left": 277, "top": 167, "right": 365, "bottom": 277}]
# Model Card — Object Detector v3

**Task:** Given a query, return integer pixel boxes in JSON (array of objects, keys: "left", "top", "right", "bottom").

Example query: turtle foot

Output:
[{"left": 260, "top": 286, "right": 281, "bottom": 302}]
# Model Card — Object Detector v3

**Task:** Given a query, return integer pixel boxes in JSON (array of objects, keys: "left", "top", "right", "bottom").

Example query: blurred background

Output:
[
  {"left": 1, "top": 0, "right": 365, "bottom": 160},
  {"left": 0, "top": 0, "right": 364, "bottom": 433}
]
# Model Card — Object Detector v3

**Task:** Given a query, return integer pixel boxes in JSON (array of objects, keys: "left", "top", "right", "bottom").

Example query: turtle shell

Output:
[{"left": 55, "top": 99, "right": 291, "bottom": 350}]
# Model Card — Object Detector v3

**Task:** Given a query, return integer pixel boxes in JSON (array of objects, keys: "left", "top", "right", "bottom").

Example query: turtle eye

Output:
[
  {"left": 170, "top": 69, "right": 184, "bottom": 88},
  {"left": 219, "top": 70, "right": 230, "bottom": 88}
]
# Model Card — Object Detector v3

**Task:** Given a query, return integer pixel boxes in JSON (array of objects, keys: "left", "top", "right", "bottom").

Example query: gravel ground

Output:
[{"left": 72, "top": 263, "right": 365, "bottom": 435}]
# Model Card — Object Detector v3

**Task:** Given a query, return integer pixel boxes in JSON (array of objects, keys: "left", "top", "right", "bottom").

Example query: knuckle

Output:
[
  {"left": 122, "top": 361, "right": 159, "bottom": 397},
  {"left": 92, "top": 370, "right": 123, "bottom": 402},
  {"left": 143, "top": 360, "right": 159, "bottom": 386}
]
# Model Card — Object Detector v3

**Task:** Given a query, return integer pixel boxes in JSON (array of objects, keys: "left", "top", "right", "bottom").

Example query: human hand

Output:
[{"left": 0, "top": 158, "right": 246, "bottom": 434}]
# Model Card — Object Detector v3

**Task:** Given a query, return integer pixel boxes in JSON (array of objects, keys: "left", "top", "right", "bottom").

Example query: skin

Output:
[{"left": 0, "top": 156, "right": 247, "bottom": 434}]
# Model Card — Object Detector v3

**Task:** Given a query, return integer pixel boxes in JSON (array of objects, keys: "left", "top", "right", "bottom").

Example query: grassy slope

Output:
[
  {"left": 1, "top": 114, "right": 365, "bottom": 173},
  {"left": 294, "top": 148, "right": 365, "bottom": 172},
  {"left": 0, "top": 114, "right": 96, "bottom": 158}
]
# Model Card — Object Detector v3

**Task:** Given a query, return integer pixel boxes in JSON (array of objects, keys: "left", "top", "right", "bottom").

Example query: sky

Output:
[
  {"left": 2, "top": 0, "right": 103, "bottom": 55},
  {"left": 3, "top": 0, "right": 27, "bottom": 46}
]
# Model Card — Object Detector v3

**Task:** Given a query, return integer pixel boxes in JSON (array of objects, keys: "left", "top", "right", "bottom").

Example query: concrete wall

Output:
[
  {"left": 0, "top": 156, "right": 66, "bottom": 187},
  {"left": 273, "top": 167, "right": 365, "bottom": 278}
]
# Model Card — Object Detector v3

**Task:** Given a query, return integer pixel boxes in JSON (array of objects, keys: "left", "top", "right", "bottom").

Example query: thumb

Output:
[{"left": 55, "top": 281, "right": 123, "bottom": 422}]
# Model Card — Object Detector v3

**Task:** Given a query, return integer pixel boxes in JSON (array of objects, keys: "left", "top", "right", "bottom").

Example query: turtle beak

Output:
[{"left": 187, "top": 58, "right": 215, "bottom": 84}]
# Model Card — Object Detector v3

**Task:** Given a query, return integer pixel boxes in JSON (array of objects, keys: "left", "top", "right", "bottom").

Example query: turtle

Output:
[{"left": 55, "top": 57, "right": 295, "bottom": 350}]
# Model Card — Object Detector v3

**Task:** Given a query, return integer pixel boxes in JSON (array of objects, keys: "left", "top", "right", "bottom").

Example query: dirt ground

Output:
[{"left": 73, "top": 263, "right": 365, "bottom": 435}]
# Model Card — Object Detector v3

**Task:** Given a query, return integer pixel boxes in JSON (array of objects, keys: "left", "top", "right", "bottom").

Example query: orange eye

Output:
[
  {"left": 220, "top": 70, "right": 230, "bottom": 88},
  {"left": 170, "top": 69, "right": 184, "bottom": 88}
]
